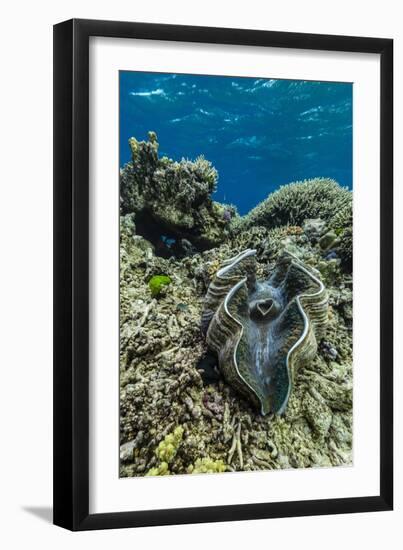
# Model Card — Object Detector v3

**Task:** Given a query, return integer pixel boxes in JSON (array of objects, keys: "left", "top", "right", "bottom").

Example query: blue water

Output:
[{"left": 120, "top": 72, "right": 352, "bottom": 215}]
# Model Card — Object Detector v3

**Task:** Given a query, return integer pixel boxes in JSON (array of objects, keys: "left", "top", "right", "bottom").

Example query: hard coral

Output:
[
  {"left": 156, "top": 426, "right": 184, "bottom": 463},
  {"left": 235, "top": 178, "right": 351, "bottom": 232},
  {"left": 329, "top": 203, "right": 353, "bottom": 271},
  {"left": 120, "top": 132, "right": 233, "bottom": 251},
  {"left": 187, "top": 457, "right": 227, "bottom": 474},
  {"left": 145, "top": 426, "right": 184, "bottom": 476}
]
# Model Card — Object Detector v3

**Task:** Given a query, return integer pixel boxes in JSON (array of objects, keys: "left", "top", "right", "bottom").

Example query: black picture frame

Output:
[{"left": 53, "top": 18, "right": 393, "bottom": 531}]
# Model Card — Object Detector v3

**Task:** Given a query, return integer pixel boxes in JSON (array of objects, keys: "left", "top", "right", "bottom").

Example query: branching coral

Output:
[{"left": 235, "top": 178, "right": 352, "bottom": 232}]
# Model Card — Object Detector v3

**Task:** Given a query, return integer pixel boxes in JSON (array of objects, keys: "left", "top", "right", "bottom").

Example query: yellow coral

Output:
[
  {"left": 187, "top": 457, "right": 227, "bottom": 474},
  {"left": 285, "top": 225, "right": 303, "bottom": 236},
  {"left": 146, "top": 461, "right": 170, "bottom": 476},
  {"left": 145, "top": 427, "right": 184, "bottom": 476},
  {"left": 155, "top": 426, "right": 184, "bottom": 464}
]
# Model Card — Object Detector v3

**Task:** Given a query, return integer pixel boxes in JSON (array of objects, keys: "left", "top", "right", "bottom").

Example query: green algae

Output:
[{"left": 148, "top": 275, "right": 172, "bottom": 297}]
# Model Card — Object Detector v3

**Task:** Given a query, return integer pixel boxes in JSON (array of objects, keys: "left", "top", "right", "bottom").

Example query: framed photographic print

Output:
[{"left": 53, "top": 19, "right": 393, "bottom": 530}]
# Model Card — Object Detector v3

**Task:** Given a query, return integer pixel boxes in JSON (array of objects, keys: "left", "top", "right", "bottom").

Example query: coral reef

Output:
[
  {"left": 234, "top": 178, "right": 351, "bottom": 240},
  {"left": 330, "top": 204, "right": 353, "bottom": 270},
  {"left": 233, "top": 177, "right": 353, "bottom": 272},
  {"left": 120, "top": 132, "right": 236, "bottom": 253},
  {"left": 119, "top": 138, "right": 353, "bottom": 478}
]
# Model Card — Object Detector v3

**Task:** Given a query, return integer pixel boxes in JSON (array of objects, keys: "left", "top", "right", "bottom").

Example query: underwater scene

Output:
[{"left": 119, "top": 72, "right": 353, "bottom": 477}]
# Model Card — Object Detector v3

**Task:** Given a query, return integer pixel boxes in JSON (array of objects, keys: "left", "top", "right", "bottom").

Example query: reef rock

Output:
[
  {"left": 203, "top": 249, "right": 328, "bottom": 415},
  {"left": 303, "top": 218, "right": 327, "bottom": 243},
  {"left": 120, "top": 132, "right": 236, "bottom": 253}
]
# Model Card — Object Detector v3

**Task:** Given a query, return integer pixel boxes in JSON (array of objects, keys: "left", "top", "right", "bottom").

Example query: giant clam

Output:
[{"left": 202, "top": 249, "right": 328, "bottom": 415}]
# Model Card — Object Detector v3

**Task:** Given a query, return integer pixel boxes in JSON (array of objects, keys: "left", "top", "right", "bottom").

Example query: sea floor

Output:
[{"left": 119, "top": 218, "right": 353, "bottom": 477}]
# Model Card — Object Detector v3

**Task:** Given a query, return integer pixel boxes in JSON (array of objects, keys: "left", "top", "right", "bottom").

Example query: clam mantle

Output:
[{"left": 202, "top": 249, "right": 329, "bottom": 415}]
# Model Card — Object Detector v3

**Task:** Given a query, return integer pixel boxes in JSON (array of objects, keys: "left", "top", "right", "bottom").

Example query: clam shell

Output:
[
  {"left": 201, "top": 249, "right": 257, "bottom": 333},
  {"left": 203, "top": 250, "right": 328, "bottom": 415}
]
